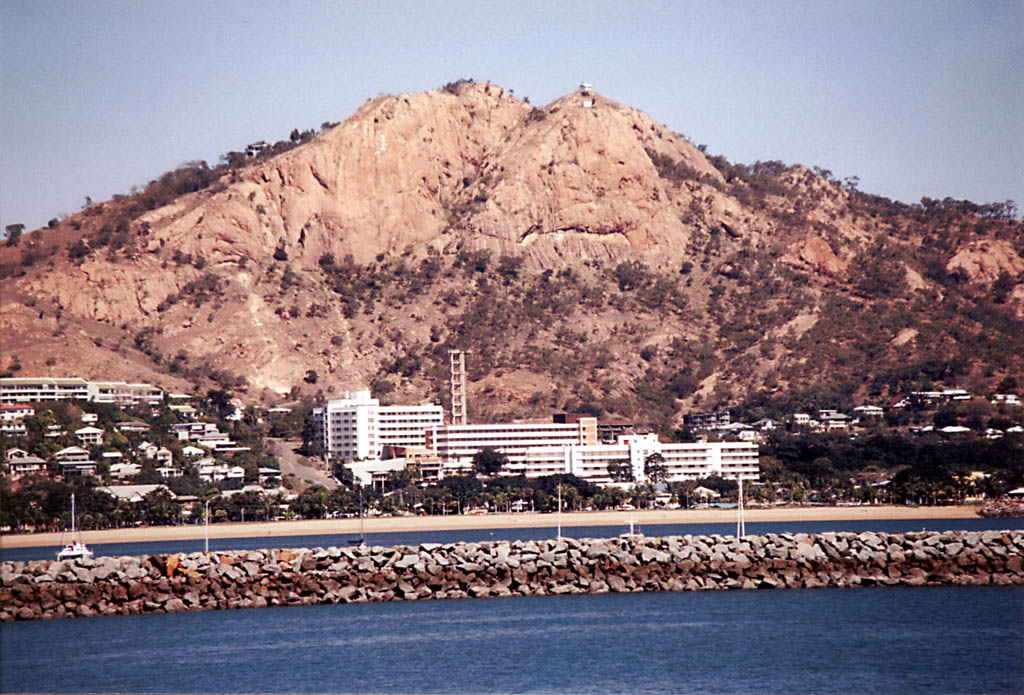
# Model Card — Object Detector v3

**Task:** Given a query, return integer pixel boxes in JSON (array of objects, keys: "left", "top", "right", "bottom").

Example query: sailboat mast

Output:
[
  {"left": 557, "top": 485, "right": 562, "bottom": 540},
  {"left": 359, "top": 485, "right": 365, "bottom": 543},
  {"left": 737, "top": 477, "right": 746, "bottom": 538}
]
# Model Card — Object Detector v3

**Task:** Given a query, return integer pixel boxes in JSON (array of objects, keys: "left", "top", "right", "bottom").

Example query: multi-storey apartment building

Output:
[
  {"left": 314, "top": 391, "right": 444, "bottom": 462},
  {"left": 1, "top": 378, "right": 90, "bottom": 404},
  {"left": 89, "top": 382, "right": 164, "bottom": 406},
  {"left": 513, "top": 433, "right": 759, "bottom": 484},
  {"left": 682, "top": 411, "right": 731, "bottom": 430},
  {"left": 0, "top": 378, "right": 163, "bottom": 406},
  {"left": 425, "top": 418, "right": 598, "bottom": 467}
]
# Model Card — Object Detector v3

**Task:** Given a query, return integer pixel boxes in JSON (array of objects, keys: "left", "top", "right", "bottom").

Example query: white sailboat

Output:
[
  {"left": 57, "top": 493, "right": 94, "bottom": 561},
  {"left": 619, "top": 515, "right": 644, "bottom": 539}
]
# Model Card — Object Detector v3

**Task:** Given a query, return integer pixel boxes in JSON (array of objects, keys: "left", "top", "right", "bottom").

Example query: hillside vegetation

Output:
[{"left": 1, "top": 80, "right": 1021, "bottom": 429}]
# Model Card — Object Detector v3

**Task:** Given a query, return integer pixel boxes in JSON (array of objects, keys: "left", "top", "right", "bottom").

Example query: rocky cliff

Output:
[{"left": 1, "top": 81, "right": 1021, "bottom": 421}]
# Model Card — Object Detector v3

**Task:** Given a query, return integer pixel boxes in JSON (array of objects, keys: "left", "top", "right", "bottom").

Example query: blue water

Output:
[
  {"left": 2, "top": 585, "right": 1022, "bottom": 693},
  {"left": 3, "top": 517, "right": 1020, "bottom": 564}
]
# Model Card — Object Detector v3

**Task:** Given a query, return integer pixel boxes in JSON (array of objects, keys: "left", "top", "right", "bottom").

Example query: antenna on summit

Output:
[{"left": 579, "top": 82, "right": 594, "bottom": 108}]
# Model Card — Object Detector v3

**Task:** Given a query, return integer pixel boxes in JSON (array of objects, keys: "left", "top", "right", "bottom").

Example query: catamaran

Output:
[{"left": 57, "top": 493, "right": 94, "bottom": 561}]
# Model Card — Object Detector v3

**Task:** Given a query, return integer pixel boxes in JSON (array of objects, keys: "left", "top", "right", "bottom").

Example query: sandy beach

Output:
[{"left": 0, "top": 505, "right": 980, "bottom": 549}]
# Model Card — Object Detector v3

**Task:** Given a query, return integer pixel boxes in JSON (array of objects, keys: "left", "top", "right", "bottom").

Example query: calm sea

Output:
[
  {"left": 3, "top": 517, "right": 1021, "bottom": 564},
  {"left": 2, "top": 585, "right": 1022, "bottom": 693}
]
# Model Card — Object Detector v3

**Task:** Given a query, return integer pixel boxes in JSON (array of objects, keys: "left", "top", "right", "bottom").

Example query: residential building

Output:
[
  {"left": 109, "top": 462, "right": 142, "bottom": 478},
  {"left": 75, "top": 426, "right": 104, "bottom": 446},
  {"left": 0, "top": 378, "right": 162, "bottom": 405},
  {"left": 1, "top": 378, "right": 89, "bottom": 404},
  {"left": 168, "top": 404, "right": 200, "bottom": 418},
  {"left": 0, "top": 404, "right": 35, "bottom": 422},
  {"left": 683, "top": 411, "right": 731, "bottom": 431},
  {"left": 507, "top": 434, "right": 760, "bottom": 484},
  {"left": 55, "top": 446, "right": 91, "bottom": 462},
  {"left": 98, "top": 484, "right": 174, "bottom": 504},
  {"left": 314, "top": 390, "right": 444, "bottom": 462},
  {"left": 992, "top": 394, "right": 1021, "bottom": 407},
  {"left": 5, "top": 449, "right": 46, "bottom": 478},
  {"left": 88, "top": 382, "right": 164, "bottom": 406},
  {"left": 426, "top": 417, "right": 598, "bottom": 467},
  {"left": 115, "top": 421, "right": 150, "bottom": 434},
  {"left": 58, "top": 460, "right": 97, "bottom": 478}
]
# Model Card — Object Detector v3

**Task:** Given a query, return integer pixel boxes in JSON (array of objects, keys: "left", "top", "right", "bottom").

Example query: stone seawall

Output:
[{"left": 3, "top": 530, "right": 1022, "bottom": 621}]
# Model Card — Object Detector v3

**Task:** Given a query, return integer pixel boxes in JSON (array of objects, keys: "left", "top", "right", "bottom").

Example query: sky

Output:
[{"left": 2, "top": 0, "right": 1022, "bottom": 233}]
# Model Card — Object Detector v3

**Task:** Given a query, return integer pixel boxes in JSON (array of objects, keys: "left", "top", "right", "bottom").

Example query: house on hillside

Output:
[
  {"left": 109, "top": 462, "right": 142, "bottom": 478},
  {"left": 58, "top": 460, "right": 97, "bottom": 479},
  {"left": 55, "top": 446, "right": 91, "bottom": 462},
  {"left": 5, "top": 449, "right": 46, "bottom": 479},
  {"left": 1, "top": 404, "right": 34, "bottom": 433},
  {"left": 75, "top": 426, "right": 104, "bottom": 446}
]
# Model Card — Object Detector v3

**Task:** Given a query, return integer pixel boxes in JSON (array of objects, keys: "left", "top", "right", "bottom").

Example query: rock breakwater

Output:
[{"left": 3, "top": 530, "right": 1022, "bottom": 621}]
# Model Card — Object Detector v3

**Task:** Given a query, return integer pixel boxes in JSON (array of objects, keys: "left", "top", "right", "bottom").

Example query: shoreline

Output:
[{"left": 0, "top": 505, "right": 983, "bottom": 549}]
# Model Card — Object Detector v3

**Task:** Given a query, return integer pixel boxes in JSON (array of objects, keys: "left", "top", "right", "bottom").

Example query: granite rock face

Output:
[{"left": 2, "top": 530, "right": 1022, "bottom": 621}]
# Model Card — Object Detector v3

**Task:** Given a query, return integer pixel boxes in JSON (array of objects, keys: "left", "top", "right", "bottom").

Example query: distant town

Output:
[{"left": 2, "top": 373, "right": 1023, "bottom": 532}]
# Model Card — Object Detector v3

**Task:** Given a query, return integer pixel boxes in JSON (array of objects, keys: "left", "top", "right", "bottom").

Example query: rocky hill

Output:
[{"left": 2, "top": 80, "right": 1021, "bottom": 427}]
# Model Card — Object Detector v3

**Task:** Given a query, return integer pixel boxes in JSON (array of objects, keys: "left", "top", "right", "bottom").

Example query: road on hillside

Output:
[{"left": 268, "top": 438, "right": 338, "bottom": 490}]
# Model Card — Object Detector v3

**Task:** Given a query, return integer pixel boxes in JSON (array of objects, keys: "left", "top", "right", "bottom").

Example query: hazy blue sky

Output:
[{"left": 2, "top": 0, "right": 1021, "bottom": 232}]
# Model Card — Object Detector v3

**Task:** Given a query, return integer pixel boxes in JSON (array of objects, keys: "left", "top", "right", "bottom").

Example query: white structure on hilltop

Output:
[{"left": 313, "top": 391, "right": 445, "bottom": 462}]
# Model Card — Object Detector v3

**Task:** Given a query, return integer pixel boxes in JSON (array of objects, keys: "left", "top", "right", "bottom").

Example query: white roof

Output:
[
  {"left": 99, "top": 484, "right": 174, "bottom": 501},
  {"left": 940, "top": 426, "right": 972, "bottom": 433},
  {"left": 75, "top": 426, "right": 104, "bottom": 434}
]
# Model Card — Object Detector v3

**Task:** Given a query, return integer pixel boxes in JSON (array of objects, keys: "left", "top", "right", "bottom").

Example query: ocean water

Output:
[
  {"left": 2, "top": 585, "right": 1022, "bottom": 693},
  {"left": 3, "top": 516, "right": 1021, "bottom": 564}
]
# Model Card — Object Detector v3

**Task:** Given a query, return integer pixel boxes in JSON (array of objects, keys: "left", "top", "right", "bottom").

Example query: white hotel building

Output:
[
  {"left": 314, "top": 391, "right": 444, "bottom": 462},
  {"left": 314, "top": 392, "right": 759, "bottom": 484},
  {"left": 427, "top": 420, "right": 759, "bottom": 484},
  {"left": 517, "top": 433, "right": 759, "bottom": 484},
  {"left": 425, "top": 418, "right": 599, "bottom": 466}
]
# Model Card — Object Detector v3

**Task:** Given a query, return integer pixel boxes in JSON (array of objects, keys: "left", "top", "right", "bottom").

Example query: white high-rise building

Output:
[
  {"left": 314, "top": 391, "right": 444, "bottom": 462},
  {"left": 477, "top": 432, "right": 760, "bottom": 484}
]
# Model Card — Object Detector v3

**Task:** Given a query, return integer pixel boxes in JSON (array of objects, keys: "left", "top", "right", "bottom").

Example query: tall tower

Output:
[{"left": 448, "top": 350, "right": 468, "bottom": 425}]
